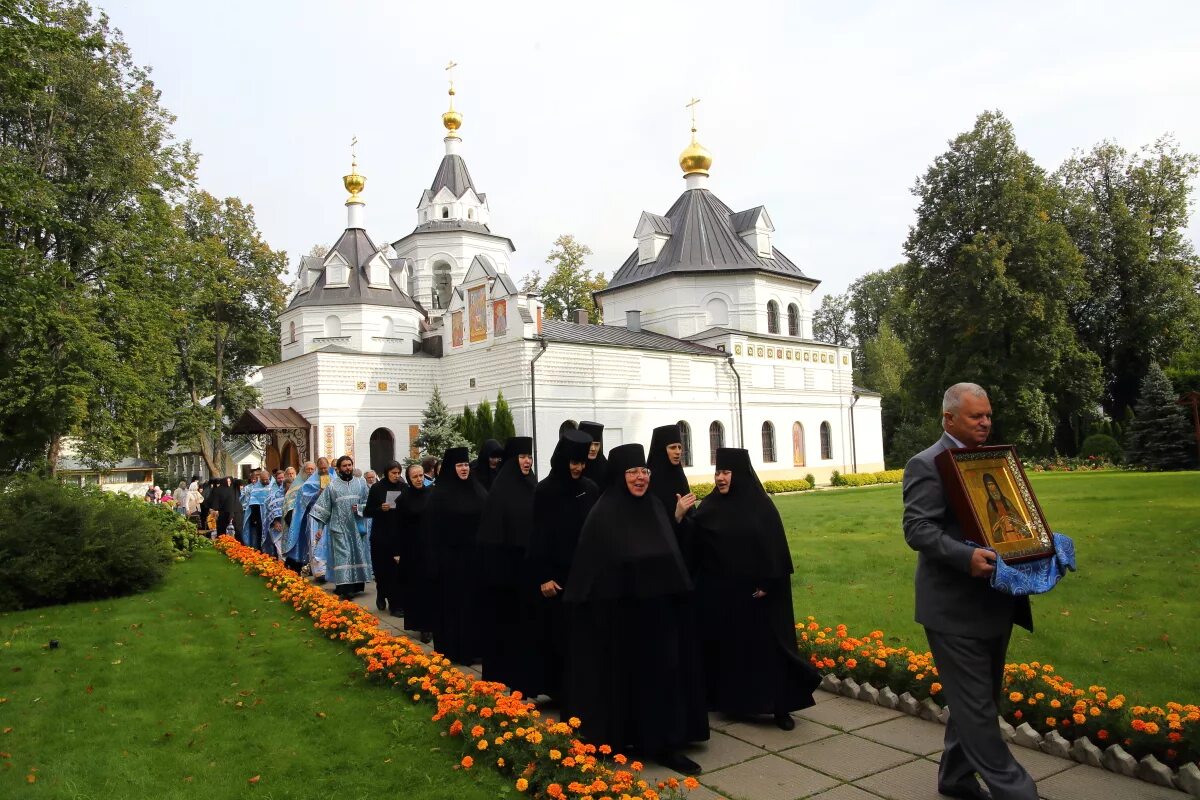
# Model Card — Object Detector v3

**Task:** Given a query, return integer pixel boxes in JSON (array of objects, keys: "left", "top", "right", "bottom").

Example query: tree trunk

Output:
[{"left": 47, "top": 434, "right": 62, "bottom": 478}]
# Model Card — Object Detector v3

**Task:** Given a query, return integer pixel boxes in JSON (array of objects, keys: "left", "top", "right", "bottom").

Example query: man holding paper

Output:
[{"left": 311, "top": 455, "right": 372, "bottom": 599}]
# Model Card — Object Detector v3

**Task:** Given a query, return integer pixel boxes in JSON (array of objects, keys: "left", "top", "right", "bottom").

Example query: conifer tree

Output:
[
  {"left": 494, "top": 391, "right": 517, "bottom": 442},
  {"left": 457, "top": 405, "right": 477, "bottom": 448},
  {"left": 1125, "top": 363, "right": 1195, "bottom": 470},
  {"left": 414, "top": 386, "right": 470, "bottom": 460},
  {"left": 475, "top": 399, "right": 495, "bottom": 448}
]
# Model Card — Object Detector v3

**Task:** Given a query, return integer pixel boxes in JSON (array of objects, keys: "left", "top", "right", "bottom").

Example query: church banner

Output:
[
  {"left": 493, "top": 299, "right": 507, "bottom": 336},
  {"left": 451, "top": 311, "right": 464, "bottom": 348},
  {"left": 468, "top": 285, "right": 487, "bottom": 343}
]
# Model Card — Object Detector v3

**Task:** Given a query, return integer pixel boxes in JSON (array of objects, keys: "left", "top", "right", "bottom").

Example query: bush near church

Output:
[
  {"left": 0, "top": 476, "right": 190, "bottom": 610},
  {"left": 830, "top": 469, "right": 905, "bottom": 487},
  {"left": 1079, "top": 433, "right": 1123, "bottom": 464}
]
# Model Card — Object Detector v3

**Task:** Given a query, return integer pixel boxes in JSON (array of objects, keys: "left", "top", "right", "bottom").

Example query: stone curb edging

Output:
[{"left": 818, "top": 673, "right": 1200, "bottom": 797}]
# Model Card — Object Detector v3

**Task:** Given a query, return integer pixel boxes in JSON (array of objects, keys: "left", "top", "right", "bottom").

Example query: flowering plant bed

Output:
[
  {"left": 1024, "top": 455, "right": 1125, "bottom": 472},
  {"left": 797, "top": 617, "right": 1199, "bottom": 770},
  {"left": 215, "top": 537, "right": 698, "bottom": 799}
]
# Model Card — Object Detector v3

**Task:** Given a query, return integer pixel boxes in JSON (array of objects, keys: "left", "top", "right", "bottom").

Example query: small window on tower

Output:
[
  {"left": 441, "top": 207, "right": 449, "bottom": 219},
  {"left": 467, "top": 208, "right": 474, "bottom": 220}
]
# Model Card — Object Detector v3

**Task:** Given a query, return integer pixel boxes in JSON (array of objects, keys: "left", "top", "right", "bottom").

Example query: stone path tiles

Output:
[
  {"left": 854, "top": 715, "right": 947, "bottom": 756},
  {"left": 809, "top": 786, "right": 887, "bottom": 800},
  {"left": 723, "top": 717, "right": 839, "bottom": 750},
  {"left": 780, "top": 733, "right": 917, "bottom": 781},
  {"left": 708, "top": 711, "right": 737, "bottom": 730},
  {"left": 849, "top": 758, "right": 949, "bottom": 800},
  {"left": 925, "top": 741, "right": 1076, "bottom": 782},
  {"left": 796, "top": 696, "right": 906, "bottom": 731},
  {"left": 811, "top": 689, "right": 839, "bottom": 704},
  {"left": 704, "top": 754, "right": 842, "bottom": 800},
  {"left": 1037, "top": 763, "right": 1192, "bottom": 800}
]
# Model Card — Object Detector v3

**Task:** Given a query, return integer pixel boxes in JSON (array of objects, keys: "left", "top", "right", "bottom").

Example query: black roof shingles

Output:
[
  {"left": 599, "top": 189, "right": 814, "bottom": 294},
  {"left": 288, "top": 228, "right": 423, "bottom": 312},
  {"left": 429, "top": 154, "right": 476, "bottom": 197},
  {"left": 539, "top": 319, "right": 725, "bottom": 357}
]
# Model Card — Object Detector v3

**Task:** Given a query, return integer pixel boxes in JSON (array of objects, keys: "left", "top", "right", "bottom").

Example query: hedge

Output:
[{"left": 830, "top": 469, "right": 904, "bottom": 487}]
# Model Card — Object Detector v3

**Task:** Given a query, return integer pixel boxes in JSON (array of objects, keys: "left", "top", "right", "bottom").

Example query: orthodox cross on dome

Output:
[
  {"left": 442, "top": 60, "right": 463, "bottom": 140},
  {"left": 446, "top": 60, "right": 458, "bottom": 97},
  {"left": 686, "top": 96, "right": 701, "bottom": 133},
  {"left": 350, "top": 135, "right": 358, "bottom": 167}
]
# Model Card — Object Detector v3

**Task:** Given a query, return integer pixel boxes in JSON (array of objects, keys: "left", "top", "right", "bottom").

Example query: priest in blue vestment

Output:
[
  {"left": 311, "top": 455, "right": 373, "bottom": 598},
  {"left": 241, "top": 470, "right": 276, "bottom": 552},
  {"left": 283, "top": 458, "right": 331, "bottom": 579}
]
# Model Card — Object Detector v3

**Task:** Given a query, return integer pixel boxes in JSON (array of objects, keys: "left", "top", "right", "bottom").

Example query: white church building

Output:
[{"left": 244, "top": 86, "right": 884, "bottom": 482}]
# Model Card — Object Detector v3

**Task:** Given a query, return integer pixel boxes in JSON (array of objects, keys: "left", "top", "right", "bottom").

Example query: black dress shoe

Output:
[
  {"left": 419, "top": 631, "right": 432, "bottom": 644},
  {"left": 655, "top": 751, "right": 701, "bottom": 775},
  {"left": 938, "top": 781, "right": 991, "bottom": 800},
  {"left": 774, "top": 712, "right": 796, "bottom": 730},
  {"left": 376, "top": 596, "right": 387, "bottom": 611}
]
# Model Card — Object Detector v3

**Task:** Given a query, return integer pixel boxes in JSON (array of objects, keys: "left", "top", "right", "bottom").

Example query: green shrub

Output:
[
  {"left": 1079, "top": 433, "right": 1123, "bottom": 464},
  {"left": 762, "top": 479, "right": 813, "bottom": 494},
  {"left": 0, "top": 477, "right": 176, "bottom": 610},
  {"left": 831, "top": 469, "right": 905, "bottom": 487},
  {"left": 692, "top": 482, "right": 714, "bottom": 500},
  {"left": 804, "top": 473, "right": 816, "bottom": 488}
]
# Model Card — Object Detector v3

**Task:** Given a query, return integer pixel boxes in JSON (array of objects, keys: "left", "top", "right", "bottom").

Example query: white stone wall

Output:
[
  {"left": 279, "top": 303, "right": 423, "bottom": 359},
  {"left": 392, "top": 231, "right": 514, "bottom": 314}
]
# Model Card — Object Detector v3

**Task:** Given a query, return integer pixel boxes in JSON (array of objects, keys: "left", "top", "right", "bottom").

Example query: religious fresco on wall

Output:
[
  {"left": 492, "top": 299, "right": 507, "bottom": 336},
  {"left": 323, "top": 425, "right": 335, "bottom": 459},
  {"left": 468, "top": 285, "right": 487, "bottom": 342},
  {"left": 451, "top": 311, "right": 464, "bottom": 348},
  {"left": 343, "top": 425, "right": 355, "bottom": 458}
]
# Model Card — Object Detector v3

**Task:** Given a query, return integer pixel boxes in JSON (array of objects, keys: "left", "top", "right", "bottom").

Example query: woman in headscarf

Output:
[
  {"left": 527, "top": 430, "right": 599, "bottom": 704},
  {"left": 470, "top": 438, "right": 504, "bottom": 491},
  {"left": 646, "top": 424, "right": 697, "bottom": 524},
  {"left": 691, "top": 448, "right": 820, "bottom": 730},
  {"left": 366, "top": 461, "right": 405, "bottom": 614},
  {"left": 476, "top": 436, "right": 541, "bottom": 694},
  {"left": 426, "top": 447, "right": 488, "bottom": 664},
  {"left": 577, "top": 421, "right": 608, "bottom": 487},
  {"left": 397, "top": 462, "right": 435, "bottom": 641},
  {"left": 563, "top": 443, "right": 709, "bottom": 775}
]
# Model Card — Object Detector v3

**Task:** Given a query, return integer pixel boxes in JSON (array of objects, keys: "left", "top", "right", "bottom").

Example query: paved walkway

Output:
[{"left": 340, "top": 580, "right": 1188, "bottom": 800}]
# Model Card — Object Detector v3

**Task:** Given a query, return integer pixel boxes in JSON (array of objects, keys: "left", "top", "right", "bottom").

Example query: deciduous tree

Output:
[{"left": 538, "top": 235, "right": 607, "bottom": 323}]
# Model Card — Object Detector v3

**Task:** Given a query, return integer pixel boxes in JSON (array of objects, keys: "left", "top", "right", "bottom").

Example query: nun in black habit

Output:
[
  {"left": 476, "top": 436, "right": 542, "bottom": 694},
  {"left": 470, "top": 439, "right": 504, "bottom": 491},
  {"left": 692, "top": 448, "right": 820, "bottom": 729},
  {"left": 646, "top": 424, "right": 697, "bottom": 523},
  {"left": 527, "top": 430, "right": 599, "bottom": 703},
  {"left": 365, "top": 461, "right": 405, "bottom": 614},
  {"left": 563, "top": 443, "right": 709, "bottom": 775},
  {"left": 426, "top": 447, "right": 487, "bottom": 665},
  {"left": 577, "top": 421, "right": 608, "bottom": 488},
  {"left": 397, "top": 462, "right": 436, "bottom": 638}
]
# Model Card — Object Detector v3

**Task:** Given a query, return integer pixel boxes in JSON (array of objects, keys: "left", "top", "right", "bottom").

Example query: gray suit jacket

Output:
[{"left": 902, "top": 433, "right": 1032, "bottom": 638}]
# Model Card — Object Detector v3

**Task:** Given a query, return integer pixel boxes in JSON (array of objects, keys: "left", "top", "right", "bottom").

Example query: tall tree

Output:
[
  {"left": 493, "top": 391, "right": 517, "bottom": 443},
  {"left": 1054, "top": 137, "right": 1200, "bottom": 419},
  {"left": 1125, "top": 363, "right": 1196, "bottom": 470},
  {"left": 456, "top": 405, "right": 478, "bottom": 449},
  {"left": 538, "top": 235, "right": 607, "bottom": 322},
  {"left": 812, "top": 292, "right": 853, "bottom": 346},
  {"left": 474, "top": 398, "right": 495, "bottom": 447},
  {"left": 167, "top": 191, "right": 287, "bottom": 476},
  {"left": 902, "top": 110, "right": 1100, "bottom": 451},
  {"left": 0, "top": 0, "right": 195, "bottom": 472},
  {"left": 414, "top": 386, "right": 470, "bottom": 460},
  {"left": 846, "top": 265, "right": 907, "bottom": 381}
]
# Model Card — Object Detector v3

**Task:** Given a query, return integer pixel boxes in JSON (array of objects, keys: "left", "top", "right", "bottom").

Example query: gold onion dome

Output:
[
  {"left": 343, "top": 158, "right": 365, "bottom": 205},
  {"left": 679, "top": 127, "right": 712, "bottom": 176},
  {"left": 443, "top": 87, "right": 462, "bottom": 138}
]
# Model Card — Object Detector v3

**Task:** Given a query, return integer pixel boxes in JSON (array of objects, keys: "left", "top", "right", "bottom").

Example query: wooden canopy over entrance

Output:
[{"left": 230, "top": 407, "right": 311, "bottom": 471}]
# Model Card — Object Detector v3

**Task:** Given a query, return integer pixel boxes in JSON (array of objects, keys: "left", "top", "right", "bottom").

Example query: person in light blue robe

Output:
[
  {"left": 241, "top": 471, "right": 276, "bottom": 551},
  {"left": 283, "top": 459, "right": 329, "bottom": 578},
  {"left": 310, "top": 455, "right": 373, "bottom": 597},
  {"left": 262, "top": 481, "right": 287, "bottom": 558}
]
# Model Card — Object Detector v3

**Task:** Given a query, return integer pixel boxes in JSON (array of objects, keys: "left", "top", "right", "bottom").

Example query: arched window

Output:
[
  {"left": 433, "top": 262, "right": 453, "bottom": 309},
  {"left": 288, "top": 320, "right": 296, "bottom": 343},
  {"left": 761, "top": 421, "right": 776, "bottom": 463},
  {"left": 708, "top": 421, "right": 725, "bottom": 465},
  {"left": 705, "top": 297, "right": 729, "bottom": 326},
  {"left": 792, "top": 422, "right": 806, "bottom": 466},
  {"left": 787, "top": 303, "right": 800, "bottom": 337},
  {"left": 441, "top": 207, "right": 450, "bottom": 219},
  {"left": 820, "top": 421, "right": 833, "bottom": 460},
  {"left": 382, "top": 316, "right": 395, "bottom": 337},
  {"left": 323, "top": 315, "right": 341, "bottom": 338},
  {"left": 677, "top": 420, "right": 693, "bottom": 467},
  {"left": 467, "top": 208, "right": 474, "bottom": 220},
  {"left": 767, "top": 300, "right": 780, "bottom": 334}
]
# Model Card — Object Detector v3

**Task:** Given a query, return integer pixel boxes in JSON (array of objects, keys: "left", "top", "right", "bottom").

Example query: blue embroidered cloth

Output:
[{"left": 988, "top": 532, "right": 1076, "bottom": 596}]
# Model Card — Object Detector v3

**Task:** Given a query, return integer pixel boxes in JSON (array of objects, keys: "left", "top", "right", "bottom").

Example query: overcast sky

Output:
[{"left": 99, "top": 0, "right": 1199, "bottom": 299}]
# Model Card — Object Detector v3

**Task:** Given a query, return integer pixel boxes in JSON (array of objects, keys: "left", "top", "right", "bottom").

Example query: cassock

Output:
[
  {"left": 563, "top": 443, "right": 709, "bottom": 758},
  {"left": 310, "top": 473, "right": 372, "bottom": 595},
  {"left": 470, "top": 439, "right": 504, "bottom": 491},
  {"left": 527, "top": 430, "right": 599, "bottom": 702},
  {"left": 692, "top": 448, "right": 820, "bottom": 721},
  {"left": 396, "top": 475, "right": 435, "bottom": 633},
  {"left": 577, "top": 421, "right": 609, "bottom": 488},
  {"left": 646, "top": 424, "right": 691, "bottom": 519},
  {"left": 241, "top": 478, "right": 276, "bottom": 552},
  {"left": 426, "top": 447, "right": 487, "bottom": 664},
  {"left": 365, "top": 471, "right": 404, "bottom": 614},
  {"left": 476, "top": 436, "right": 541, "bottom": 694}
]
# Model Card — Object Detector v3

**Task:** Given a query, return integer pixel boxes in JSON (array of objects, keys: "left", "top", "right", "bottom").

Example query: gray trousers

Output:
[{"left": 925, "top": 628, "right": 1038, "bottom": 800}]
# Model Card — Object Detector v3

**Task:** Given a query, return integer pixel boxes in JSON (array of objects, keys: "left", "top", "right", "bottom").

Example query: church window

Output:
[
  {"left": 467, "top": 208, "right": 474, "bottom": 220},
  {"left": 323, "top": 315, "right": 341, "bottom": 338},
  {"left": 705, "top": 297, "right": 728, "bottom": 326},
  {"left": 767, "top": 301, "right": 780, "bottom": 334},
  {"left": 441, "top": 207, "right": 450, "bottom": 219},
  {"left": 761, "top": 422, "right": 776, "bottom": 463},
  {"left": 788, "top": 303, "right": 800, "bottom": 336},
  {"left": 288, "top": 321, "right": 296, "bottom": 343},
  {"left": 708, "top": 421, "right": 725, "bottom": 465},
  {"left": 820, "top": 421, "right": 833, "bottom": 460},
  {"left": 677, "top": 420, "right": 693, "bottom": 467}
]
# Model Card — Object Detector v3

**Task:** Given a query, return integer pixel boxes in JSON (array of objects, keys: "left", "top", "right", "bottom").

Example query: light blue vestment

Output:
[{"left": 309, "top": 475, "right": 373, "bottom": 586}]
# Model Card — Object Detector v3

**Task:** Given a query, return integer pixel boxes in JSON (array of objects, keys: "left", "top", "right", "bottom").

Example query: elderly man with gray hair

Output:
[{"left": 901, "top": 382, "right": 1036, "bottom": 800}]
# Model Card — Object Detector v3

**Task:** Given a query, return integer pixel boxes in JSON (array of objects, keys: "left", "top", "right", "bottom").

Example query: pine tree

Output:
[
  {"left": 1125, "top": 363, "right": 1195, "bottom": 470},
  {"left": 494, "top": 391, "right": 517, "bottom": 442},
  {"left": 457, "top": 405, "right": 477, "bottom": 448},
  {"left": 414, "top": 386, "right": 470, "bottom": 460},
  {"left": 475, "top": 399, "right": 495, "bottom": 448}
]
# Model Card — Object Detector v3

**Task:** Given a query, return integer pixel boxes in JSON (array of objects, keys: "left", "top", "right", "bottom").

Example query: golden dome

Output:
[
  {"left": 442, "top": 87, "right": 462, "bottom": 138},
  {"left": 679, "top": 128, "right": 712, "bottom": 176},
  {"left": 343, "top": 159, "right": 365, "bottom": 205}
]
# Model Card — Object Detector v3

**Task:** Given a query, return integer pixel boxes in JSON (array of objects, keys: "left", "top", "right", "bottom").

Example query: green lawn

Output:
[
  {"left": 0, "top": 549, "right": 509, "bottom": 799},
  {"left": 779, "top": 470, "right": 1200, "bottom": 708}
]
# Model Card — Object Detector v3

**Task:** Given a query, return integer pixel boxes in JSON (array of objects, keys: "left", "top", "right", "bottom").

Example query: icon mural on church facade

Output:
[
  {"left": 468, "top": 285, "right": 487, "bottom": 342},
  {"left": 451, "top": 311, "right": 464, "bottom": 348}
]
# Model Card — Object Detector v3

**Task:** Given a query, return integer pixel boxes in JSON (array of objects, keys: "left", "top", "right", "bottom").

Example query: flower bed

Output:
[
  {"left": 215, "top": 537, "right": 698, "bottom": 799},
  {"left": 1024, "top": 455, "right": 1125, "bottom": 472},
  {"left": 797, "top": 618, "right": 1199, "bottom": 770}
]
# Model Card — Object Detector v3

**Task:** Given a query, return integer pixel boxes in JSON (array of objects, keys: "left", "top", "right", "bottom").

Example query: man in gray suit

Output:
[{"left": 903, "top": 383, "right": 1036, "bottom": 800}]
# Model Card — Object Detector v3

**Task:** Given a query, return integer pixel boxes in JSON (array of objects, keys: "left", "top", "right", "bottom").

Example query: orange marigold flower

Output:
[
  {"left": 547, "top": 784, "right": 565, "bottom": 799},
  {"left": 614, "top": 753, "right": 627, "bottom": 765},
  {"left": 568, "top": 717, "right": 582, "bottom": 728},
  {"left": 460, "top": 756, "right": 474, "bottom": 769},
  {"left": 1009, "top": 692, "right": 1024, "bottom": 703},
  {"left": 930, "top": 683, "right": 942, "bottom": 695},
  {"left": 1097, "top": 729, "right": 1109, "bottom": 740},
  {"left": 471, "top": 725, "right": 485, "bottom": 738},
  {"left": 1073, "top": 713, "right": 1086, "bottom": 725},
  {"left": 845, "top": 659, "right": 858, "bottom": 669},
  {"left": 683, "top": 777, "right": 700, "bottom": 789},
  {"left": 599, "top": 744, "right": 612, "bottom": 755},
  {"left": 515, "top": 778, "right": 529, "bottom": 792},
  {"left": 1045, "top": 717, "right": 1056, "bottom": 727},
  {"left": 476, "top": 739, "right": 488, "bottom": 751}
]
